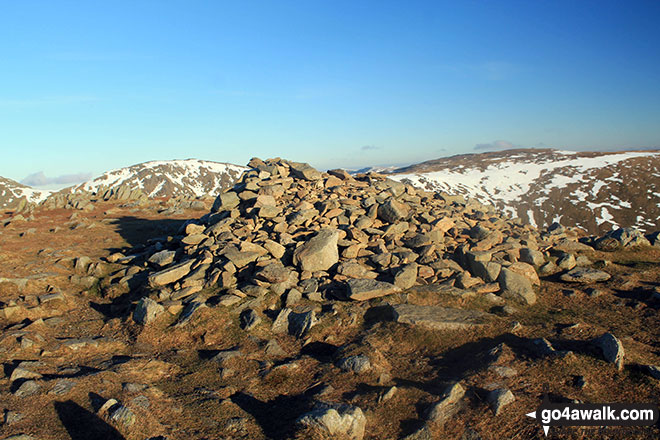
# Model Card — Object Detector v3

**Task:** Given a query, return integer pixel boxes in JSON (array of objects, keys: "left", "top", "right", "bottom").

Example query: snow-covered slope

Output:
[
  {"left": 389, "top": 149, "right": 660, "bottom": 234},
  {"left": 0, "top": 176, "right": 51, "bottom": 210},
  {"left": 73, "top": 159, "right": 248, "bottom": 199}
]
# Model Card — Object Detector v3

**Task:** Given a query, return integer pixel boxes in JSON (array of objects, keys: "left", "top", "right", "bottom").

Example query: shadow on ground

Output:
[
  {"left": 106, "top": 215, "right": 188, "bottom": 250},
  {"left": 54, "top": 400, "right": 125, "bottom": 440},
  {"left": 230, "top": 391, "right": 314, "bottom": 440}
]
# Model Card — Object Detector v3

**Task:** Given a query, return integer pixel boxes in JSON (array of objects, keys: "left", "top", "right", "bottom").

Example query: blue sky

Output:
[{"left": 1, "top": 0, "right": 659, "bottom": 187}]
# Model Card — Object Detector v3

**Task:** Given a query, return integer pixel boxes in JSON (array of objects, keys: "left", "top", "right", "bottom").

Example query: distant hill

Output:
[
  {"left": 71, "top": 159, "right": 248, "bottom": 199},
  {"left": 0, "top": 176, "right": 51, "bottom": 210},
  {"left": 388, "top": 148, "right": 660, "bottom": 234}
]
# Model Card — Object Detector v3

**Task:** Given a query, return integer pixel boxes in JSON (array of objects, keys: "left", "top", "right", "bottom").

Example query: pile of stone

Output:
[
  {"left": 40, "top": 185, "right": 148, "bottom": 211},
  {"left": 119, "top": 157, "right": 599, "bottom": 326}
]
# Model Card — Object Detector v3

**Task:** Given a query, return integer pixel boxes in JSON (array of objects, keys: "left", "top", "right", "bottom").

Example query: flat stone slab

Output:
[
  {"left": 560, "top": 267, "right": 611, "bottom": 283},
  {"left": 389, "top": 304, "right": 490, "bottom": 330},
  {"left": 347, "top": 279, "right": 400, "bottom": 301}
]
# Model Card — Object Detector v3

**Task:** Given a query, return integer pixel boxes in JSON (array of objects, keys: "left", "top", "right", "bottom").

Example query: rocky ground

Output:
[{"left": 1, "top": 158, "right": 660, "bottom": 440}]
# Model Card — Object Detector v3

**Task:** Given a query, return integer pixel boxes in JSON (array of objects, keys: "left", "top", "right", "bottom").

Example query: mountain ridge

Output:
[{"left": 388, "top": 148, "right": 660, "bottom": 234}]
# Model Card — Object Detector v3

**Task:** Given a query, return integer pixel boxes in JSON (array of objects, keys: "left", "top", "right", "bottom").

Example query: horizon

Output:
[
  {"left": 2, "top": 1, "right": 659, "bottom": 187},
  {"left": 12, "top": 145, "right": 660, "bottom": 192}
]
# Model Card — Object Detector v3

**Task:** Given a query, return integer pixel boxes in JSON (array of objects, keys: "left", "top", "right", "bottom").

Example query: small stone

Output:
[
  {"left": 239, "top": 309, "right": 261, "bottom": 331},
  {"left": 593, "top": 332, "right": 625, "bottom": 370},
  {"left": 4, "top": 410, "right": 24, "bottom": 425},
  {"left": 337, "top": 355, "right": 371, "bottom": 374},
  {"left": 133, "top": 297, "right": 165, "bottom": 324},
  {"left": 378, "top": 199, "right": 410, "bottom": 223},
  {"left": 487, "top": 388, "right": 515, "bottom": 415},
  {"left": 297, "top": 402, "right": 366, "bottom": 440},
  {"left": 14, "top": 380, "right": 41, "bottom": 397},
  {"left": 49, "top": 379, "right": 77, "bottom": 396},
  {"left": 346, "top": 279, "right": 400, "bottom": 301},
  {"left": 644, "top": 365, "right": 660, "bottom": 380},
  {"left": 427, "top": 382, "right": 466, "bottom": 425},
  {"left": 393, "top": 263, "right": 418, "bottom": 289}
]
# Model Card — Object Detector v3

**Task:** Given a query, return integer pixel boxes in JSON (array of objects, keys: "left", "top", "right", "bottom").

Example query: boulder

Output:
[
  {"left": 378, "top": 199, "right": 409, "bottom": 223},
  {"left": 593, "top": 332, "right": 625, "bottom": 370},
  {"left": 498, "top": 268, "right": 536, "bottom": 305},
  {"left": 293, "top": 229, "right": 339, "bottom": 272},
  {"left": 133, "top": 297, "right": 165, "bottom": 324},
  {"left": 148, "top": 260, "right": 194, "bottom": 287}
]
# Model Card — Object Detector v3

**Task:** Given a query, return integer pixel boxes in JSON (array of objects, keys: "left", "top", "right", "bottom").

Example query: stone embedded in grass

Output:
[
  {"left": 427, "top": 382, "right": 466, "bottom": 425},
  {"left": 488, "top": 388, "right": 515, "bottom": 415},
  {"left": 337, "top": 355, "right": 371, "bottom": 374},
  {"left": 388, "top": 304, "right": 489, "bottom": 330},
  {"left": 14, "top": 380, "right": 40, "bottom": 397},
  {"left": 560, "top": 267, "right": 611, "bottom": 283},
  {"left": 593, "top": 332, "right": 625, "bottom": 370},
  {"left": 133, "top": 297, "right": 165, "bottom": 325},
  {"left": 297, "top": 402, "right": 366, "bottom": 440},
  {"left": 239, "top": 309, "right": 261, "bottom": 331}
]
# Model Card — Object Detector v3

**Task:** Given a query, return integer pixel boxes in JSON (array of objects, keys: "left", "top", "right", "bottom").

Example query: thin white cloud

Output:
[
  {"left": 361, "top": 145, "right": 382, "bottom": 151},
  {"left": 474, "top": 140, "right": 518, "bottom": 151},
  {"left": 474, "top": 140, "right": 550, "bottom": 151},
  {"left": 21, "top": 171, "right": 93, "bottom": 187}
]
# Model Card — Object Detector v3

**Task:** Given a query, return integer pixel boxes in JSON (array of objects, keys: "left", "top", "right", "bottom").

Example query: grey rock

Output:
[
  {"left": 4, "top": 410, "right": 24, "bottom": 425},
  {"left": 212, "top": 191, "right": 240, "bottom": 212},
  {"left": 519, "top": 248, "right": 545, "bottom": 267},
  {"left": 470, "top": 260, "right": 501, "bottom": 283},
  {"left": 224, "top": 249, "right": 261, "bottom": 268},
  {"left": 337, "top": 355, "right": 371, "bottom": 374},
  {"left": 239, "top": 309, "right": 261, "bottom": 331},
  {"left": 560, "top": 267, "right": 611, "bottom": 283},
  {"left": 297, "top": 402, "right": 366, "bottom": 440},
  {"left": 538, "top": 261, "right": 560, "bottom": 276},
  {"left": 427, "top": 382, "right": 466, "bottom": 425},
  {"left": 531, "top": 338, "right": 555, "bottom": 357},
  {"left": 148, "top": 259, "right": 194, "bottom": 287},
  {"left": 285, "top": 288, "right": 303, "bottom": 306},
  {"left": 212, "top": 348, "right": 243, "bottom": 366},
  {"left": 393, "top": 263, "right": 418, "bottom": 289},
  {"left": 256, "top": 263, "right": 292, "bottom": 284},
  {"left": 14, "top": 380, "right": 40, "bottom": 397},
  {"left": 174, "top": 301, "right": 206, "bottom": 327},
  {"left": 488, "top": 388, "right": 515, "bottom": 415},
  {"left": 347, "top": 279, "right": 400, "bottom": 301},
  {"left": 133, "top": 297, "right": 165, "bottom": 325},
  {"left": 49, "top": 379, "right": 77, "bottom": 396},
  {"left": 289, "top": 161, "right": 322, "bottom": 181},
  {"left": 556, "top": 253, "right": 577, "bottom": 270},
  {"left": 292, "top": 229, "right": 339, "bottom": 272},
  {"left": 289, "top": 310, "right": 318, "bottom": 338},
  {"left": 271, "top": 308, "right": 292, "bottom": 334},
  {"left": 498, "top": 268, "right": 536, "bottom": 305},
  {"left": 593, "top": 332, "right": 625, "bottom": 370},
  {"left": 378, "top": 199, "right": 410, "bottom": 223},
  {"left": 644, "top": 365, "right": 660, "bottom": 380},
  {"left": 389, "top": 304, "right": 489, "bottom": 330}
]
